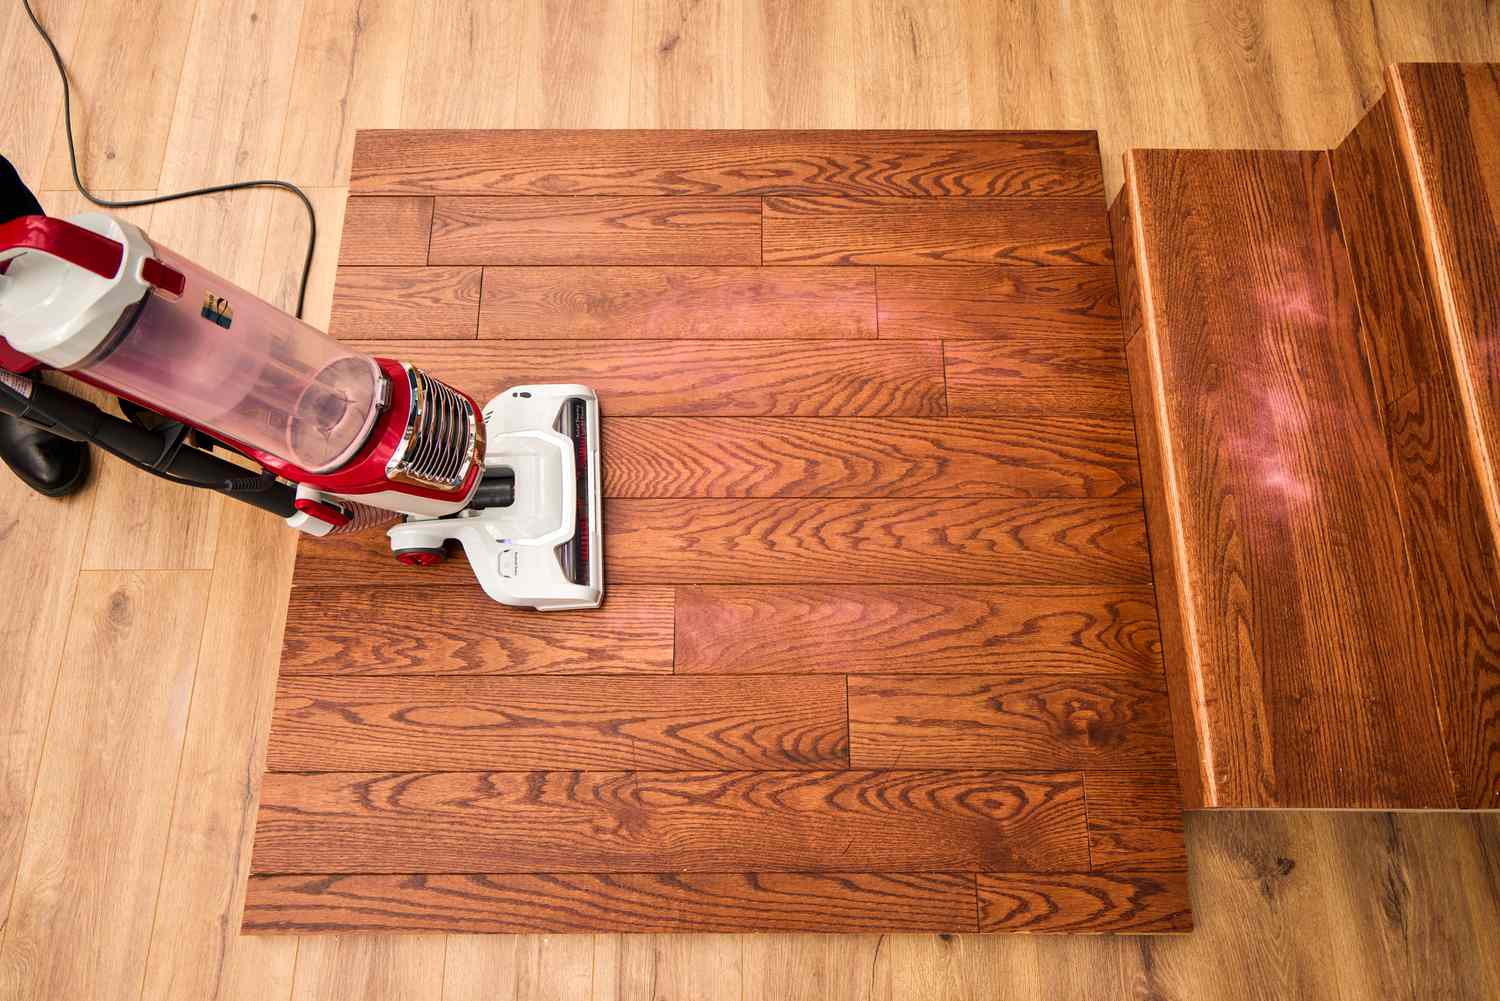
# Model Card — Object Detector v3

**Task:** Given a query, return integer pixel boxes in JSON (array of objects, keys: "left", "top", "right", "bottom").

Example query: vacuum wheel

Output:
[{"left": 394, "top": 546, "right": 446, "bottom": 567}]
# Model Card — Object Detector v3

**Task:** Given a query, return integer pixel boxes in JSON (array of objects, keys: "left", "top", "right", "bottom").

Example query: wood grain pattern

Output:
[
  {"left": 39, "top": 0, "right": 192, "bottom": 189},
  {"left": 1391, "top": 63, "right": 1500, "bottom": 562},
  {"left": 876, "top": 265, "right": 1122, "bottom": 339},
  {"left": 1083, "top": 772, "right": 1188, "bottom": 872},
  {"left": 281, "top": 584, "right": 674, "bottom": 675},
  {"left": 350, "top": 130, "right": 1106, "bottom": 196},
  {"left": 344, "top": 338, "right": 946, "bottom": 416},
  {"left": 1124, "top": 315, "right": 1209, "bottom": 810},
  {"left": 601, "top": 416, "right": 1141, "bottom": 498},
  {"left": 762, "top": 196, "right": 1112, "bottom": 266},
  {"left": 606, "top": 498, "right": 1151, "bottom": 585},
  {"left": 328, "top": 266, "right": 480, "bottom": 340},
  {"left": 976, "top": 870, "right": 1191, "bottom": 933},
  {"left": 1383, "top": 63, "right": 1500, "bottom": 808},
  {"left": 276, "top": 0, "right": 412, "bottom": 186},
  {"left": 429, "top": 196, "right": 762, "bottom": 265},
  {"left": 477, "top": 265, "right": 876, "bottom": 339},
  {"left": 1329, "top": 94, "right": 1449, "bottom": 404},
  {"left": 1121, "top": 147, "right": 1454, "bottom": 807},
  {"left": 847, "top": 675, "right": 1175, "bottom": 770},
  {"left": 1385, "top": 383, "right": 1500, "bottom": 808},
  {"left": 256, "top": 127, "right": 1185, "bottom": 938},
  {"left": 337, "top": 196, "right": 433, "bottom": 265},
  {"left": 0, "top": 573, "right": 209, "bottom": 1001},
  {"left": 943, "top": 336, "right": 1134, "bottom": 418},
  {"left": 674, "top": 585, "right": 1163, "bottom": 677},
  {"left": 1334, "top": 89, "right": 1500, "bottom": 810},
  {"left": 267, "top": 675, "right": 849, "bottom": 771},
  {"left": 251, "top": 770, "right": 1090, "bottom": 874},
  {"left": 244, "top": 871, "right": 981, "bottom": 934}
]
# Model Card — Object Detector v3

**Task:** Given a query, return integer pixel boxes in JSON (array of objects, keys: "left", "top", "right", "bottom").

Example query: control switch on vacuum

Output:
[{"left": 499, "top": 549, "right": 519, "bottom": 578}]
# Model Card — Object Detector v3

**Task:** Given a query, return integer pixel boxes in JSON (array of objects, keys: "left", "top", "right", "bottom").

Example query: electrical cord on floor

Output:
[{"left": 20, "top": 0, "right": 317, "bottom": 319}]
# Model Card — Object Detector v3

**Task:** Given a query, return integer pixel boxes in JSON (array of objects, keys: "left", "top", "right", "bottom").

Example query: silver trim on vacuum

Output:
[{"left": 385, "top": 363, "right": 483, "bottom": 491}]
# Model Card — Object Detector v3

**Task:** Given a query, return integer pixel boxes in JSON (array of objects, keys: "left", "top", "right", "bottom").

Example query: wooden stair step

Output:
[
  {"left": 1114, "top": 98, "right": 1500, "bottom": 809},
  {"left": 1335, "top": 63, "right": 1500, "bottom": 809}
]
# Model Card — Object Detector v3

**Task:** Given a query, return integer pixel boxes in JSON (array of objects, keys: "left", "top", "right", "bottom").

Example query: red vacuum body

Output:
[{"left": 0, "top": 212, "right": 603, "bottom": 610}]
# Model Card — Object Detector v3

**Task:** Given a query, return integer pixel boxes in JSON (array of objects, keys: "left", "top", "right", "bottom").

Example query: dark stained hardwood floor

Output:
[{"left": 247, "top": 130, "right": 1189, "bottom": 935}]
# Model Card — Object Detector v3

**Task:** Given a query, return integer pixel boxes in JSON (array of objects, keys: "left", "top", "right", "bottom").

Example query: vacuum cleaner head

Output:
[{"left": 387, "top": 384, "right": 604, "bottom": 611}]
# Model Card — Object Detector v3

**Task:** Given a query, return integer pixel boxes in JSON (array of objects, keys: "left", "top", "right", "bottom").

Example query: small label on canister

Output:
[{"left": 201, "top": 291, "right": 233, "bottom": 329}]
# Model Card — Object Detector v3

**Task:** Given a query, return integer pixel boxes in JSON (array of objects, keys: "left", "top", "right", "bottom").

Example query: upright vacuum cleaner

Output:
[{"left": 0, "top": 208, "right": 603, "bottom": 611}]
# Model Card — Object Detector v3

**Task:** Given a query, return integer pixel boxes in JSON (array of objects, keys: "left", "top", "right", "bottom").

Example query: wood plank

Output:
[
  {"left": 513, "top": 0, "right": 632, "bottom": 128},
  {"left": 1121, "top": 147, "right": 1455, "bottom": 808},
  {"left": 477, "top": 266, "right": 876, "bottom": 339},
  {"left": 350, "top": 130, "right": 1105, "bottom": 196},
  {"left": 281, "top": 584, "right": 674, "bottom": 675},
  {"left": 266, "top": 675, "right": 850, "bottom": 771},
  {"left": 40, "top": 0, "right": 193, "bottom": 189},
  {"left": 943, "top": 335, "right": 1133, "bottom": 419},
  {"left": 428, "top": 196, "right": 762, "bottom": 265},
  {"left": 251, "top": 770, "right": 1089, "bottom": 873},
  {"left": 1391, "top": 63, "right": 1500, "bottom": 562},
  {"left": 1084, "top": 772, "right": 1187, "bottom": 873},
  {"left": 443, "top": 936, "right": 599, "bottom": 1001},
  {"left": 630, "top": 0, "right": 744, "bottom": 128},
  {"left": 244, "top": 871, "right": 979, "bottom": 934},
  {"left": 976, "top": 871, "right": 1191, "bottom": 933},
  {"left": 762, "top": 196, "right": 1112, "bottom": 266},
  {"left": 847, "top": 675, "right": 1175, "bottom": 770},
  {"left": 601, "top": 416, "right": 1141, "bottom": 498},
  {"left": 0, "top": 573, "right": 210, "bottom": 1001},
  {"left": 292, "top": 497, "right": 1152, "bottom": 590},
  {"left": 606, "top": 498, "right": 1151, "bottom": 585},
  {"left": 338, "top": 195, "right": 433, "bottom": 265},
  {"left": 0, "top": 463, "right": 93, "bottom": 934},
  {"left": 876, "top": 265, "right": 1122, "bottom": 339},
  {"left": 399, "top": 3, "right": 521, "bottom": 128},
  {"left": 137, "top": 502, "right": 300, "bottom": 1001},
  {"left": 157, "top": 0, "right": 301, "bottom": 190},
  {"left": 674, "top": 585, "right": 1163, "bottom": 678},
  {"left": 276, "top": 0, "right": 412, "bottom": 186},
  {"left": 344, "top": 338, "right": 946, "bottom": 416},
  {"left": 289, "top": 936, "right": 446, "bottom": 1001},
  {"left": 328, "top": 266, "right": 480, "bottom": 340}
]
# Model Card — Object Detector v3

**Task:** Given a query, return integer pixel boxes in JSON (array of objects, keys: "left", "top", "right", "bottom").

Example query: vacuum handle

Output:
[{"left": 0, "top": 215, "right": 123, "bottom": 278}]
